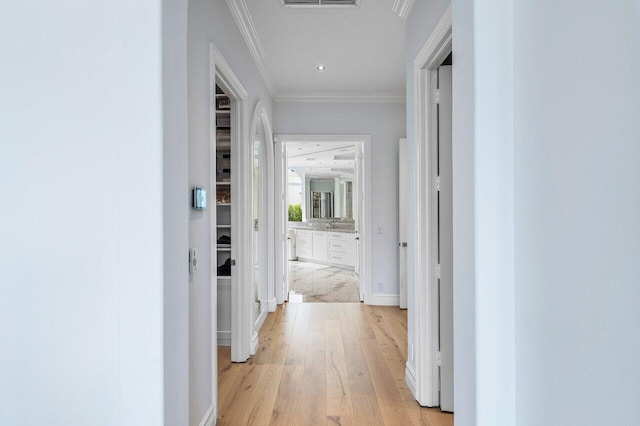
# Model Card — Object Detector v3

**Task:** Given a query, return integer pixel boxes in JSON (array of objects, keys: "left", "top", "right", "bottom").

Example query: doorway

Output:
[
  {"left": 409, "top": 5, "right": 454, "bottom": 413},
  {"left": 436, "top": 57, "right": 454, "bottom": 412},
  {"left": 284, "top": 142, "right": 360, "bottom": 303},
  {"left": 274, "top": 135, "right": 371, "bottom": 306}
]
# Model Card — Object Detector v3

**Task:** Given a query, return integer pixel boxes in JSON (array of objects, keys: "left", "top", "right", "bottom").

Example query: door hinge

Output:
[
  {"left": 435, "top": 89, "right": 441, "bottom": 104},
  {"left": 436, "top": 263, "right": 441, "bottom": 279},
  {"left": 231, "top": 259, "right": 236, "bottom": 266},
  {"left": 435, "top": 176, "right": 441, "bottom": 191},
  {"left": 436, "top": 351, "right": 442, "bottom": 366}
]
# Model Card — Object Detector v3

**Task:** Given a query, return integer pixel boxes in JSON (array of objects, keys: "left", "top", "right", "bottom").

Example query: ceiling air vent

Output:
[{"left": 282, "top": 0, "right": 359, "bottom": 8}]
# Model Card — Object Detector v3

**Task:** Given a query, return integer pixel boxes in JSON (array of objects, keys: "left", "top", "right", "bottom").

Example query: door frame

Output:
[
  {"left": 408, "top": 6, "right": 452, "bottom": 407},
  {"left": 273, "top": 134, "right": 371, "bottom": 305},
  {"left": 210, "top": 42, "right": 252, "bottom": 365},
  {"left": 248, "top": 101, "right": 276, "bottom": 355}
]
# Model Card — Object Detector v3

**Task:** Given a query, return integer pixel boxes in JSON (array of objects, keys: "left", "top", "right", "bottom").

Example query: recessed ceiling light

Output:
[{"left": 316, "top": 65, "right": 325, "bottom": 71}]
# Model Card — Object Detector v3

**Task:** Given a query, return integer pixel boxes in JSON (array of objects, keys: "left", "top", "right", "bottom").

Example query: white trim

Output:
[
  {"left": 209, "top": 44, "right": 230, "bottom": 426},
  {"left": 368, "top": 294, "right": 400, "bottom": 306},
  {"left": 267, "top": 297, "right": 277, "bottom": 312},
  {"left": 198, "top": 404, "right": 216, "bottom": 426},
  {"left": 405, "top": 362, "right": 417, "bottom": 397},
  {"left": 255, "top": 306, "right": 268, "bottom": 332},
  {"left": 274, "top": 134, "right": 371, "bottom": 306},
  {"left": 250, "top": 331, "right": 259, "bottom": 355},
  {"left": 217, "top": 331, "right": 232, "bottom": 347},
  {"left": 211, "top": 42, "right": 251, "bottom": 365},
  {"left": 225, "top": 0, "right": 277, "bottom": 96},
  {"left": 249, "top": 101, "right": 276, "bottom": 353},
  {"left": 410, "top": 5, "right": 452, "bottom": 408},
  {"left": 274, "top": 92, "right": 405, "bottom": 104},
  {"left": 414, "top": 6, "right": 452, "bottom": 69},
  {"left": 392, "top": 0, "right": 415, "bottom": 21},
  {"left": 211, "top": 44, "right": 248, "bottom": 100}
]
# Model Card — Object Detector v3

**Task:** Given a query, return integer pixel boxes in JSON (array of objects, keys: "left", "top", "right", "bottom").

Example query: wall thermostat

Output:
[{"left": 193, "top": 187, "right": 207, "bottom": 210}]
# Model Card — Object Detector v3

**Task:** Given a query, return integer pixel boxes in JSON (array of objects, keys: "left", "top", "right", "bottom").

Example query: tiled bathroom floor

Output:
[{"left": 288, "top": 261, "right": 360, "bottom": 303}]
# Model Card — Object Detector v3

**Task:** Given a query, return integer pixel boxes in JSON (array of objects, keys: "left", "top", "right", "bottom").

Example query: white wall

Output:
[
  {"left": 163, "top": 0, "right": 190, "bottom": 424},
  {"left": 450, "top": 0, "right": 476, "bottom": 424},
  {"left": 449, "top": 0, "right": 640, "bottom": 424},
  {"left": 274, "top": 102, "right": 406, "bottom": 296},
  {"left": 513, "top": 1, "right": 640, "bottom": 424},
  {"left": 0, "top": 1, "right": 167, "bottom": 424},
  {"left": 188, "top": 0, "right": 274, "bottom": 423},
  {"left": 472, "top": 0, "right": 516, "bottom": 424}
]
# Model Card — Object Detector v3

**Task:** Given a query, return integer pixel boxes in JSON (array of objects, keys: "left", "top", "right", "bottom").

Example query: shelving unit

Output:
[{"left": 216, "top": 85, "right": 233, "bottom": 347}]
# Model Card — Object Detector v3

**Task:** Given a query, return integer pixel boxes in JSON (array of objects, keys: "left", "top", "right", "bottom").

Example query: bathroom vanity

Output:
[{"left": 292, "top": 227, "right": 356, "bottom": 269}]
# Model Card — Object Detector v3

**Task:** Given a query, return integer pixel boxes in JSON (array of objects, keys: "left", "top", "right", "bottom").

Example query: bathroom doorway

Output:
[{"left": 274, "top": 135, "right": 371, "bottom": 305}]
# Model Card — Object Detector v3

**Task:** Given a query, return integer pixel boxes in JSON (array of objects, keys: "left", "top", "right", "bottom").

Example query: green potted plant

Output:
[{"left": 288, "top": 203, "right": 302, "bottom": 222}]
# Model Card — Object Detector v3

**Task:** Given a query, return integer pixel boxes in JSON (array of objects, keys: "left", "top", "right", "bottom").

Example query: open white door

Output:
[
  {"left": 355, "top": 147, "right": 364, "bottom": 302},
  {"left": 282, "top": 144, "right": 289, "bottom": 300},
  {"left": 398, "top": 138, "right": 408, "bottom": 309},
  {"left": 438, "top": 64, "right": 454, "bottom": 412},
  {"left": 274, "top": 138, "right": 288, "bottom": 304}
]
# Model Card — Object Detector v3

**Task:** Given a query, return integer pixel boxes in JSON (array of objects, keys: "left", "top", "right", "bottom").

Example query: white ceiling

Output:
[
  {"left": 287, "top": 142, "right": 357, "bottom": 178},
  {"left": 244, "top": 0, "right": 407, "bottom": 97}
]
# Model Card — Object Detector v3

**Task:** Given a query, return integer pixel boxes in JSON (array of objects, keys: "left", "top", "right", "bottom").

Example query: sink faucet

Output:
[{"left": 326, "top": 222, "right": 333, "bottom": 229}]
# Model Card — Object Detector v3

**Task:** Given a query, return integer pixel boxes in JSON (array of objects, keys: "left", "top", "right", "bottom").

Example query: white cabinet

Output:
[
  {"left": 327, "top": 232, "right": 356, "bottom": 267},
  {"left": 292, "top": 229, "right": 356, "bottom": 268},
  {"left": 295, "top": 230, "right": 312, "bottom": 258},
  {"left": 312, "top": 231, "right": 328, "bottom": 262}
]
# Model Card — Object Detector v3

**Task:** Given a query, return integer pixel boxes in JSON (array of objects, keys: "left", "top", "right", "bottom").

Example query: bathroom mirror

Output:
[{"left": 303, "top": 177, "right": 354, "bottom": 220}]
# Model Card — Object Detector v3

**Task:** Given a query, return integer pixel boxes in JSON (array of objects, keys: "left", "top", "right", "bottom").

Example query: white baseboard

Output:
[
  {"left": 198, "top": 403, "right": 215, "bottom": 426},
  {"left": 217, "top": 331, "right": 231, "bottom": 347},
  {"left": 267, "top": 297, "right": 277, "bottom": 312},
  {"left": 250, "top": 330, "right": 259, "bottom": 355},
  {"left": 368, "top": 293, "right": 400, "bottom": 306},
  {"left": 405, "top": 362, "right": 417, "bottom": 400},
  {"left": 255, "top": 307, "right": 268, "bottom": 332}
]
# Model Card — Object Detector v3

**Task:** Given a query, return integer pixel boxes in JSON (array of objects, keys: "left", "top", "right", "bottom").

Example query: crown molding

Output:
[
  {"left": 274, "top": 92, "right": 406, "bottom": 104},
  {"left": 225, "top": 0, "right": 277, "bottom": 96},
  {"left": 392, "top": 0, "right": 415, "bottom": 21}
]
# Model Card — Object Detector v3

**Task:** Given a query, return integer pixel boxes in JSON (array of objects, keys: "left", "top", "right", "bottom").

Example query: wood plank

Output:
[
  {"left": 345, "top": 362, "right": 386, "bottom": 426},
  {"left": 298, "top": 330, "right": 327, "bottom": 423},
  {"left": 270, "top": 366, "right": 305, "bottom": 426},
  {"left": 284, "top": 305, "right": 309, "bottom": 366},
  {"left": 218, "top": 363, "right": 261, "bottom": 425},
  {"left": 361, "top": 311, "right": 413, "bottom": 426},
  {"left": 250, "top": 329, "right": 290, "bottom": 366},
  {"left": 242, "top": 365, "right": 284, "bottom": 425},
  {"left": 325, "top": 319, "right": 353, "bottom": 417}
]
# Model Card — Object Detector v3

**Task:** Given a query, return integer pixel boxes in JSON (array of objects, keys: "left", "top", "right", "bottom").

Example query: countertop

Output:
[{"left": 288, "top": 222, "right": 356, "bottom": 234}]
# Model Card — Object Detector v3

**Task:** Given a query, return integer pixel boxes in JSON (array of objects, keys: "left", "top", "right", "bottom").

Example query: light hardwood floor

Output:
[{"left": 217, "top": 303, "right": 453, "bottom": 426}]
